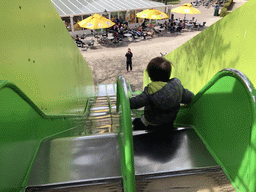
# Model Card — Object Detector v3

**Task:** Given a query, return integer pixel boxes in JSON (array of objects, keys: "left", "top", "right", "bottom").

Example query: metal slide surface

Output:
[
  {"left": 26, "top": 133, "right": 123, "bottom": 192},
  {"left": 133, "top": 128, "right": 234, "bottom": 191},
  {"left": 26, "top": 127, "right": 230, "bottom": 191},
  {"left": 133, "top": 128, "right": 218, "bottom": 175},
  {"left": 26, "top": 81, "right": 235, "bottom": 191}
]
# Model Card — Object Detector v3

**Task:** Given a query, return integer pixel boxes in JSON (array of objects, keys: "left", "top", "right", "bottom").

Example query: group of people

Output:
[
  {"left": 158, "top": 19, "right": 194, "bottom": 33},
  {"left": 108, "top": 18, "right": 188, "bottom": 42},
  {"left": 108, "top": 20, "right": 129, "bottom": 40},
  {"left": 165, "top": 20, "right": 184, "bottom": 33},
  {"left": 111, "top": 21, "right": 149, "bottom": 40},
  {"left": 143, "top": 18, "right": 198, "bottom": 35}
]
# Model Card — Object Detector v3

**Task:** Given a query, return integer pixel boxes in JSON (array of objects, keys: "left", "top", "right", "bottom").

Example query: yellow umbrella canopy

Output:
[
  {"left": 78, "top": 13, "right": 115, "bottom": 29},
  {"left": 136, "top": 9, "right": 169, "bottom": 20},
  {"left": 171, "top": 3, "right": 201, "bottom": 19}
]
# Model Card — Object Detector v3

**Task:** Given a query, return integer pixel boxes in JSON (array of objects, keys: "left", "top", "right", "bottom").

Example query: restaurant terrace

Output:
[{"left": 51, "top": 0, "right": 171, "bottom": 34}]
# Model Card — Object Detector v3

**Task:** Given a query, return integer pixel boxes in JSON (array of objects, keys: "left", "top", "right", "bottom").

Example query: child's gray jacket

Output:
[{"left": 129, "top": 78, "right": 194, "bottom": 125}]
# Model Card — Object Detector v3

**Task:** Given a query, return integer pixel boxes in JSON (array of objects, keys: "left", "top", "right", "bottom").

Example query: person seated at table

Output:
[
  {"left": 119, "top": 24, "right": 125, "bottom": 38},
  {"left": 123, "top": 21, "right": 128, "bottom": 27},
  {"left": 169, "top": 21, "right": 176, "bottom": 33},
  {"left": 149, "top": 22, "right": 154, "bottom": 29},
  {"left": 118, "top": 23, "right": 122, "bottom": 31},
  {"left": 182, "top": 20, "right": 186, "bottom": 29},
  {"left": 164, "top": 21, "right": 168, "bottom": 29},
  {"left": 113, "top": 24, "right": 119, "bottom": 32},
  {"left": 137, "top": 27, "right": 146, "bottom": 39},
  {"left": 109, "top": 25, "right": 115, "bottom": 31},
  {"left": 115, "top": 18, "right": 120, "bottom": 25},
  {"left": 152, "top": 26, "right": 161, "bottom": 36},
  {"left": 159, "top": 23, "right": 165, "bottom": 29},
  {"left": 169, "top": 26, "right": 174, "bottom": 33},
  {"left": 75, "top": 35, "right": 85, "bottom": 47},
  {"left": 146, "top": 28, "right": 155, "bottom": 37},
  {"left": 176, "top": 21, "right": 182, "bottom": 32},
  {"left": 112, "top": 31, "right": 123, "bottom": 42},
  {"left": 123, "top": 23, "right": 128, "bottom": 31},
  {"left": 141, "top": 20, "right": 147, "bottom": 30}
]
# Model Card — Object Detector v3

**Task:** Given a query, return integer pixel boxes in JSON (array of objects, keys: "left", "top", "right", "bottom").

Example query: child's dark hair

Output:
[{"left": 147, "top": 57, "right": 172, "bottom": 82}]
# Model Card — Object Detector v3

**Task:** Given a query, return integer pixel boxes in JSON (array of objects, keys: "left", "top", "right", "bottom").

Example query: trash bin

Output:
[
  {"left": 214, "top": 5, "right": 219, "bottom": 16},
  {"left": 171, "top": 14, "right": 174, "bottom": 21}
]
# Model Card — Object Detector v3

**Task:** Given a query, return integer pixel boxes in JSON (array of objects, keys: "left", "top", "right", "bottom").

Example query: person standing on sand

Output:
[{"left": 125, "top": 48, "right": 133, "bottom": 73}]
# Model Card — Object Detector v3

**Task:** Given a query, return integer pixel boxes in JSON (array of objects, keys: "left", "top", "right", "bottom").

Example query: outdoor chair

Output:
[
  {"left": 146, "top": 30, "right": 154, "bottom": 38},
  {"left": 75, "top": 40, "right": 84, "bottom": 48},
  {"left": 83, "top": 38, "right": 95, "bottom": 48},
  {"left": 174, "top": 27, "right": 182, "bottom": 36},
  {"left": 81, "top": 34, "right": 86, "bottom": 39},
  {"left": 199, "top": 22, "right": 206, "bottom": 30},
  {"left": 74, "top": 35, "right": 86, "bottom": 48},
  {"left": 97, "top": 36, "right": 107, "bottom": 45},
  {"left": 192, "top": 1, "right": 198, "bottom": 6},
  {"left": 153, "top": 28, "right": 162, "bottom": 37},
  {"left": 192, "top": 23, "right": 199, "bottom": 31}
]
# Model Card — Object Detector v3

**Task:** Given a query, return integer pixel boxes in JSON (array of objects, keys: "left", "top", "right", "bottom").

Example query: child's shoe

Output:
[{"left": 132, "top": 118, "right": 146, "bottom": 130}]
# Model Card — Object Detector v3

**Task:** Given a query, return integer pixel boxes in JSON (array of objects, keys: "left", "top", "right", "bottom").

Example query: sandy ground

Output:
[{"left": 79, "top": 0, "right": 247, "bottom": 92}]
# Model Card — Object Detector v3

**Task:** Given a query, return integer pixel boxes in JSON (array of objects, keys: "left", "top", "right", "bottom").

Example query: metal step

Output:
[
  {"left": 97, "top": 84, "right": 116, "bottom": 97},
  {"left": 87, "top": 91, "right": 117, "bottom": 134}
]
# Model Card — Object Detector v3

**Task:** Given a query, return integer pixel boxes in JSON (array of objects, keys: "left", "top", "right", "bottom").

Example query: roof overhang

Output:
[{"left": 51, "top": 0, "right": 171, "bottom": 17}]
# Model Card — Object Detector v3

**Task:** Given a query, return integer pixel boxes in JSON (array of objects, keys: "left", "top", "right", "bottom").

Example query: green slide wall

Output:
[
  {"left": 0, "top": 0, "right": 94, "bottom": 191},
  {"left": 165, "top": 0, "right": 254, "bottom": 95},
  {"left": 143, "top": 1, "right": 256, "bottom": 191},
  {"left": 174, "top": 70, "right": 256, "bottom": 191},
  {"left": 0, "top": 0, "right": 94, "bottom": 115},
  {"left": 163, "top": 1, "right": 255, "bottom": 191}
]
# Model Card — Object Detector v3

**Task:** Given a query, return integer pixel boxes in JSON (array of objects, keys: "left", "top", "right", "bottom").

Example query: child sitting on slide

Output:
[{"left": 129, "top": 57, "right": 194, "bottom": 130}]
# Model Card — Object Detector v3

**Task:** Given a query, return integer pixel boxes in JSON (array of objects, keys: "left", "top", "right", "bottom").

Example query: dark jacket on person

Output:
[
  {"left": 129, "top": 78, "right": 194, "bottom": 125},
  {"left": 125, "top": 52, "right": 133, "bottom": 63}
]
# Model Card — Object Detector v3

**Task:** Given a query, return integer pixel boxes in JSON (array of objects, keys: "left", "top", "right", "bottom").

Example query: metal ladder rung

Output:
[{"left": 88, "top": 115, "right": 111, "bottom": 121}]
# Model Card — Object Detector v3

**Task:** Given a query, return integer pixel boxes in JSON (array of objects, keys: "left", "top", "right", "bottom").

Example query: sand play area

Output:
[{"left": 79, "top": 0, "right": 246, "bottom": 92}]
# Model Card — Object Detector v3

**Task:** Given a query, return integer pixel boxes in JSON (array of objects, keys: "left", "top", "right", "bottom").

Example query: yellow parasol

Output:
[
  {"left": 136, "top": 9, "right": 169, "bottom": 20},
  {"left": 171, "top": 3, "right": 201, "bottom": 19},
  {"left": 78, "top": 14, "right": 115, "bottom": 29}
]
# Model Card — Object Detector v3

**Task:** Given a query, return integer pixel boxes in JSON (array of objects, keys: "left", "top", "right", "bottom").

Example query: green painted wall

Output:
[
  {"left": 0, "top": 82, "right": 90, "bottom": 192},
  {"left": 0, "top": 0, "right": 94, "bottom": 115},
  {"left": 174, "top": 71, "right": 256, "bottom": 191},
  {"left": 165, "top": 0, "right": 254, "bottom": 95},
  {"left": 0, "top": 0, "right": 94, "bottom": 191},
  {"left": 162, "top": 1, "right": 256, "bottom": 191},
  {"left": 143, "top": 1, "right": 256, "bottom": 191}
]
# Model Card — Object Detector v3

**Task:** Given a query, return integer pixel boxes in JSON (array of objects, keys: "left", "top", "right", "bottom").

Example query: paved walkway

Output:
[{"left": 229, "top": 0, "right": 248, "bottom": 11}]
